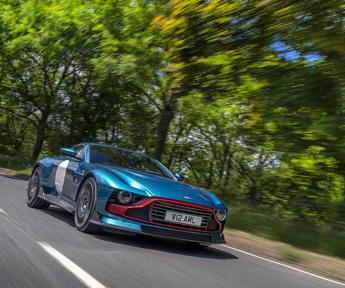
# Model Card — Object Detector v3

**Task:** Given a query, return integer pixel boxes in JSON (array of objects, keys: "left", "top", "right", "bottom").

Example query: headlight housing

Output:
[
  {"left": 215, "top": 210, "right": 227, "bottom": 222},
  {"left": 117, "top": 190, "right": 133, "bottom": 204},
  {"left": 108, "top": 189, "right": 145, "bottom": 205}
]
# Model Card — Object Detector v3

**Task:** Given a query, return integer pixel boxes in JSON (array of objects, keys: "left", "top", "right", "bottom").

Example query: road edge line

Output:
[
  {"left": 0, "top": 208, "right": 8, "bottom": 216},
  {"left": 220, "top": 244, "right": 345, "bottom": 287}
]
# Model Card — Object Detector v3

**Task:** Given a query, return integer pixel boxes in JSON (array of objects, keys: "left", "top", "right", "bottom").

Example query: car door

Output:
[{"left": 61, "top": 145, "right": 87, "bottom": 201}]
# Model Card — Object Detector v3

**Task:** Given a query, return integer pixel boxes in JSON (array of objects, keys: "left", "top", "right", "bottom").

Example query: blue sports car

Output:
[{"left": 27, "top": 143, "right": 227, "bottom": 246}]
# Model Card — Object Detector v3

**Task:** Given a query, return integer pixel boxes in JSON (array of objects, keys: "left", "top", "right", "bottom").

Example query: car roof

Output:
[{"left": 80, "top": 142, "right": 149, "bottom": 158}]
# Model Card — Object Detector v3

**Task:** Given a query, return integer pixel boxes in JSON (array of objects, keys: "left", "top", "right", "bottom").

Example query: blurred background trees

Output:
[{"left": 0, "top": 0, "right": 344, "bottom": 254}]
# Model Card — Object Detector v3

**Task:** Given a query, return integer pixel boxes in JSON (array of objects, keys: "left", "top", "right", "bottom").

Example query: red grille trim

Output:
[{"left": 106, "top": 197, "right": 221, "bottom": 233}]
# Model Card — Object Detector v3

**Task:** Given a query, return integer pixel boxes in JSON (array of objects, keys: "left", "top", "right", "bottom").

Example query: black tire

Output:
[
  {"left": 27, "top": 167, "right": 50, "bottom": 210},
  {"left": 74, "top": 177, "right": 102, "bottom": 234}
]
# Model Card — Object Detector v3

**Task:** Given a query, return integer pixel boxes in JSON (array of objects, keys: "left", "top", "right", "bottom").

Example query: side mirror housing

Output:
[
  {"left": 60, "top": 147, "right": 77, "bottom": 158},
  {"left": 175, "top": 173, "right": 185, "bottom": 182}
]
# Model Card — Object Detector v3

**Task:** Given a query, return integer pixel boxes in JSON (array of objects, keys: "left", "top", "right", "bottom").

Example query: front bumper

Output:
[{"left": 91, "top": 214, "right": 226, "bottom": 244}]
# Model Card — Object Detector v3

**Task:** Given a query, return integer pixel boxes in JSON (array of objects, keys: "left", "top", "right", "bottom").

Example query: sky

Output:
[{"left": 271, "top": 41, "right": 325, "bottom": 62}]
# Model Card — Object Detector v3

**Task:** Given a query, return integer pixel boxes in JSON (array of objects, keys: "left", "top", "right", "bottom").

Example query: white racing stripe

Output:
[
  {"left": 38, "top": 242, "right": 107, "bottom": 288},
  {"left": 55, "top": 160, "right": 69, "bottom": 194},
  {"left": 220, "top": 244, "right": 345, "bottom": 287},
  {"left": 0, "top": 208, "right": 8, "bottom": 216}
]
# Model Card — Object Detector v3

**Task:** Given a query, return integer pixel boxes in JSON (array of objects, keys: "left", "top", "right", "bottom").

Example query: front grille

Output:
[
  {"left": 150, "top": 201, "right": 213, "bottom": 231},
  {"left": 125, "top": 205, "right": 151, "bottom": 221},
  {"left": 141, "top": 225, "right": 212, "bottom": 243}
]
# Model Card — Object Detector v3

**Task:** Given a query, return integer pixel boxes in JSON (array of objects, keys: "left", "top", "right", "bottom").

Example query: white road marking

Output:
[
  {"left": 38, "top": 242, "right": 107, "bottom": 288},
  {"left": 220, "top": 244, "right": 345, "bottom": 287},
  {"left": 0, "top": 208, "right": 8, "bottom": 216}
]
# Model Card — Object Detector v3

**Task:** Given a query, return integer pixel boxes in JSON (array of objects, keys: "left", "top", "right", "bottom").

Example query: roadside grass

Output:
[
  {"left": 0, "top": 154, "right": 32, "bottom": 178},
  {"left": 279, "top": 247, "right": 306, "bottom": 263},
  {"left": 226, "top": 206, "right": 345, "bottom": 259}
]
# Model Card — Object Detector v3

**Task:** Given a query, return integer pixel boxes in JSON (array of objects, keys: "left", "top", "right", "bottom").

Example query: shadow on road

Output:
[
  {"left": 42, "top": 206, "right": 238, "bottom": 260},
  {"left": 98, "top": 232, "right": 238, "bottom": 260},
  {"left": 41, "top": 206, "right": 75, "bottom": 226}
]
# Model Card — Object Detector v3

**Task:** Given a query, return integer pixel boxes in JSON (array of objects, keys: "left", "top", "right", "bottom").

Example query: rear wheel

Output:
[
  {"left": 74, "top": 177, "right": 102, "bottom": 234},
  {"left": 26, "top": 167, "right": 50, "bottom": 210}
]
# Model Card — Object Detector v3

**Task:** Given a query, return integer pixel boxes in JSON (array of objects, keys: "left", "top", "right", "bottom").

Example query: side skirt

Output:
[{"left": 38, "top": 189, "right": 75, "bottom": 213}]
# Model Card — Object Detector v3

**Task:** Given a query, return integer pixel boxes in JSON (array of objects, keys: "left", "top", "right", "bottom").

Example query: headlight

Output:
[
  {"left": 117, "top": 190, "right": 133, "bottom": 204},
  {"left": 215, "top": 210, "right": 227, "bottom": 222}
]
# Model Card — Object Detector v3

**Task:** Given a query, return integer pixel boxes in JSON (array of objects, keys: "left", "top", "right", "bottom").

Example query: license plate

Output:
[{"left": 164, "top": 211, "right": 202, "bottom": 227}]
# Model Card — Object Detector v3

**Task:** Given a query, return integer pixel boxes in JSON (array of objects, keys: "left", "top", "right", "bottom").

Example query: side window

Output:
[{"left": 74, "top": 145, "right": 85, "bottom": 161}]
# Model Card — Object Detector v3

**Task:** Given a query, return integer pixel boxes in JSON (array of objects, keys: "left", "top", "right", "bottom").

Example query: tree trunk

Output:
[
  {"left": 13, "top": 123, "right": 27, "bottom": 152},
  {"left": 154, "top": 97, "right": 177, "bottom": 161},
  {"left": 248, "top": 184, "right": 258, "bottom": 204},
  {"left": 166, "top": 124, "right": 186, "bottom": 167},
  {"left": 31, "top": 114, "right": 49, "bottom": 161},
  {"left": 223, "top": 152, "right": 232, "bottom": 189}
]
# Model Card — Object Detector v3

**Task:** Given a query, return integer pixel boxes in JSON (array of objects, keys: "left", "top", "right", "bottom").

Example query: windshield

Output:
[{"left": 90, "top": 145, "right": 174, "bottom": 179}]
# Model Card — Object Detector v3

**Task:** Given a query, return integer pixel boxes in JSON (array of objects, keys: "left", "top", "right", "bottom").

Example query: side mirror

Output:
[
  {"left": 175, "top": 173, "right": 185, "bottom": 182},
  {"left": 60, "top": 147, "right": 77, "bottom": 158}
]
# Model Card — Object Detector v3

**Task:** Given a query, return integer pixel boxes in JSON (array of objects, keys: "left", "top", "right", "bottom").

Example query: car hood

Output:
[{"left": 95, "top": 164, "right": 225, "bottom": 209}]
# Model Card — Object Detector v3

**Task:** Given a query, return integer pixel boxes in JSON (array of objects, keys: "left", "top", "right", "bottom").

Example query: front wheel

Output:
[
  {"left": 74, "top": 177, "right": 102, "bottom": 234},
  {"left": 27, "top": 167, "right": 50, "bottom": 210}
]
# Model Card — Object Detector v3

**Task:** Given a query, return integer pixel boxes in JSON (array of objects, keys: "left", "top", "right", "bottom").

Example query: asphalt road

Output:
[{"left": 0, "top": 175, "right": 344, "bottom": 288}]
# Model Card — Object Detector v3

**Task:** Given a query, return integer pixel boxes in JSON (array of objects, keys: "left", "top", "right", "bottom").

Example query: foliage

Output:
[
  {"left": 228, "top": 205, "right": 345, "bottom": 258},
  {"left": 0, "top": 0, "right": 344, "bottom": 249}
]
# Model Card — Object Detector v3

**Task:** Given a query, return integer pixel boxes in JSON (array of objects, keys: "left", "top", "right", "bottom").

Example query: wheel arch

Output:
[
  {"left": 75, "top": 172, "right": 97, "bottom": 201},
  {"left": 30, "top": 163, "right": 41, "bottom": 176},
  {"left": 74, "top": 172, "right": 101, "bottom": 225}
]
